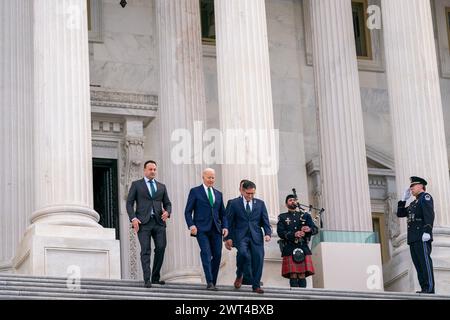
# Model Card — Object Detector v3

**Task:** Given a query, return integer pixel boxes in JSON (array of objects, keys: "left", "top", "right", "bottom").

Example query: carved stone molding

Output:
[
  {"left": 369, "top": 175, "right": 387, "bottom": 188},
  {"left": 306, "top": 157, "right": 323, "bottom": 222},
  {"left": 92, "top": 120, "right": 123, "bottom": 134},
  {"left": 128, "top": 227, "right": 140, "bottom": 279},
  {"left": 91, "top": 89, "right": 157, "bottom": 108},
  {"left": 385, "top": 192, "right": 401, "bottom": 242},
  {"left": 121, "top": 136, "right": 145, "bottom": 279},
  {"left": 92, "top": 140, "right": 119, "bottom": 160},
  {"left": 123, "top": 137, "right": 145, "bottom": 194},
  {"left": 90, "top": 88, "right": 158, "bottom": 128}
]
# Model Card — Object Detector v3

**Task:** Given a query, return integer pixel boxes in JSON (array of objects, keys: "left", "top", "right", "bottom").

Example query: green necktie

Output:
[{"left": 207, "top": 187, "right": 214, "bottom": 207}]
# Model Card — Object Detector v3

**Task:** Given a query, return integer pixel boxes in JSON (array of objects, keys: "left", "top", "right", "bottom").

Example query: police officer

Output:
[
  {"left": 397, "top": 176, "right": 435, "bottom": 294},
  {"left": 277, "top": 194, "right": 318, "bottom": 287}
]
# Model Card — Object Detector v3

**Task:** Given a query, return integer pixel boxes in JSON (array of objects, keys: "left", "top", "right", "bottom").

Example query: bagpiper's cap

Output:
[
  {"left": 285, "top": 194, "right": 296, "bottom": 203},
  {"left": 410, "top": 176, "right": 427, "bottom": 187}
]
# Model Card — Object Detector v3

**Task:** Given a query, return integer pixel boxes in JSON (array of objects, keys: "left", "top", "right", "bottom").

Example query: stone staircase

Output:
[{"left": 0, "top": 273, "right": 448, "bottom": 300}]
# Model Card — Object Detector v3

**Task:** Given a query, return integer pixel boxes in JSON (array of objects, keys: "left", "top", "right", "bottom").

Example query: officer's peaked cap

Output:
[{"left": 410, "top": 176, "right": 427, "bottom": 187}]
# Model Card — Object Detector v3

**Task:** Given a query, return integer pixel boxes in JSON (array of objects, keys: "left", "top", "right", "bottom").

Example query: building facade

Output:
[{"left": 1, "top": 0, "right": 450, "bottom": 293}]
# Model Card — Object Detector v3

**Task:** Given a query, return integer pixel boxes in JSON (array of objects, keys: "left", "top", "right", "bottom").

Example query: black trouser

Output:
[
  {"left": 410, "top": 240, "right": 435, "bottom": 293},
  {"left": 137, "top": 216, "right": 167, "bottom": 282}
]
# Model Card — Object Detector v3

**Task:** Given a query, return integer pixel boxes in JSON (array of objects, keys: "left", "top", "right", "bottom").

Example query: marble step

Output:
[{"left": 0, "top": 273, "right": 448, "bottom": 300}]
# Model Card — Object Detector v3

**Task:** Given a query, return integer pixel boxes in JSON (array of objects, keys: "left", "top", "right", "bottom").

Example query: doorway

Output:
[{"left": 93, "top": 158, "right": 120, "bottom": 239}]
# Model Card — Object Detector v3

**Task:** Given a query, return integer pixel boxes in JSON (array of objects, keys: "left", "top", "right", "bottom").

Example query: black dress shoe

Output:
[
  {"left": 234, "top": 276, "right": 243, "bottom": 289},
  {"left": 152, "top": 280, "right": 166, "bottom": 285},
  {"left": 206, "top": 283, "right": 218, "bottom": 291},
  {"left": 416, "top": 290, "right": 434, "bottom": 294},
  {"left": 144, "top": 281, "right": 152, "bottom": 288}
]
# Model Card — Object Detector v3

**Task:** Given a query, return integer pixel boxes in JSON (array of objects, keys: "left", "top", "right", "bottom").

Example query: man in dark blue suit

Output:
[
  {"left": 225, "top": 180, "right": 272, "bottom": 294},
  {"left": 184, "top": 168, "right": 228, "bottom": 290},
  {"left": 224, "top": 179, "right": 254, "bottom": 288}
]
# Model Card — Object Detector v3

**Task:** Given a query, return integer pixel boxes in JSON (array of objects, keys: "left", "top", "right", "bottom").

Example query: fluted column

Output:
[
  {"left": 0, "top": 0, "right": 34, "bottom": 269},
  {"left": 310, "top": 0, "right": 372, "bottom": 232},
  {"left": 156, "top": 0, "right": 205, "bottom": 282},
  {"left": 11, "top": 0, "right": 120, "bottom": 279},
  {"left": 30, "top": 0, "right": 99, "bottom": 227},
  {"left": 381, "top": 0, "right": 450, "bottom": 230},
  {"left": 214, "top": 0, "right": 280, "bottom": 219}
]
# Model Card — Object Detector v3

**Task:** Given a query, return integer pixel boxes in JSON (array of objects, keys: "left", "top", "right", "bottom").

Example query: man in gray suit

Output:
[{"left": 126, "top": 160, "right": 172, "bottom": 288}]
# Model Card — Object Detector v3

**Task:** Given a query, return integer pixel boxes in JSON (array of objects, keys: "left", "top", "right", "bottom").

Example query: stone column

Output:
[
  {"left": 214, "top": 0, "right": 281, "bottom": 287},
  {"left": 308, "top": 0, "right": 382, "bottom": 291},
  {"left": 0, "top": 0, "right": 33, "bottom": 271},
  {"left": 381, "top": 0, "right": 450, "bottom": 294},
  {"left": 310, "top": 0, "right": 373, "bottom": 232},
  {"left": 31, "top": 0, "right": 98, "bottom": 227},
  {"left": 155, "top": 0, "right": 206, "bottom": 283},
  {"left": 13, "top": 0, "right": 120, "bottom": 279},
  {"left": 214, "top": 0, "right": 280, "bottom": 219}
]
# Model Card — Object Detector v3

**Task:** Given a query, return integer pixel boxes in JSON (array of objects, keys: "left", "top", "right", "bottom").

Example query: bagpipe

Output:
[{"left": 291, "top": 188, "right": 325, "bottom": 228}]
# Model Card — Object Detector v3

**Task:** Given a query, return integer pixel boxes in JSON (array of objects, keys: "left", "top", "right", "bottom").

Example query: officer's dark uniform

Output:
[{"left": 397, "top": 177, "right": 435, "bottom": 294}]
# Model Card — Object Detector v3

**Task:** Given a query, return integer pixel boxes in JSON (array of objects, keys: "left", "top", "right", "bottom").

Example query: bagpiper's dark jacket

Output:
[
  {"left": 397, "top": 192, "right": 434, "bottom": 245},
  {"left": 277, "top": 210, "right": 318, "bottom": 257}
]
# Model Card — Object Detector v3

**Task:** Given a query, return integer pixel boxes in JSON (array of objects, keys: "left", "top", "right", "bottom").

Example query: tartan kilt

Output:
[{"left": 281, "top": 254, "right": 315, "bottom": 278}]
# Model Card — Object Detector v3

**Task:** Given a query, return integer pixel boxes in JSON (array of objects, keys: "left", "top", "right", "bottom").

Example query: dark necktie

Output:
[
  {"left": 246, "top": 201, "right": 251, "bottom": 215},
  {"left": 149, "top": 180, "right": 157, "bottom": 197}
]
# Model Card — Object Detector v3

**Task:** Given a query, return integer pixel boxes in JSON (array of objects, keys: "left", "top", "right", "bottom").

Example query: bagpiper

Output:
[{"left": 277, "top": 194, "right": 318, "bottom": 287}]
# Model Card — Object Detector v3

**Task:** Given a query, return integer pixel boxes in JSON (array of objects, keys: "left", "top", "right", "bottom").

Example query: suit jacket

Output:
[
  {"left": 225, "top": 197, "right": 272, "bottom": 246},
  {"left": 184, "top": 185, "right": 228, "bottom": 233},
  {"left": 397, "top": 192, "right": 434, "bottom": 244},
  {"left": 126, "top": 178, "right": 172, "bottom": 226}
]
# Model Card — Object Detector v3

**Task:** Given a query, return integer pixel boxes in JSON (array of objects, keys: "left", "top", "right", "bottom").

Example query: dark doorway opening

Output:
[{"left": 93, "top": 158, "right": 120, "bottom": 239}]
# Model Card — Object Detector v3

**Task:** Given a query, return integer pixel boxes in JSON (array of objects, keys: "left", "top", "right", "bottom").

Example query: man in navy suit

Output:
[
  {"left": 225, "top": 180, "right": 272, "bottom": 294},
  {"left": 184, "top": 168, "right": 228, "bottom": 290},
  {"left": 224, "top": 179, "right": 254, "bottom": 288},
  {"left": 126, "top": 160, "right": 172, "bottom": 288}
]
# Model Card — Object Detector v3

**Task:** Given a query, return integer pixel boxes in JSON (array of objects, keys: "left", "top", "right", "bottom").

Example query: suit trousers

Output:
[
  {"left": 236, "top": 235, "right": 264, "bottom": 290},
  {"left": 410, "top": 240, "right": 435, "bottom": 293},
  {"left": 196, "top": 229, "right": 223, "bottom": 285},
  {"left": 137, "top": 216, "right": 167, "bottom": 282},
  {"left": 236, "top": 248, "right": 253, "bottom": 284}
]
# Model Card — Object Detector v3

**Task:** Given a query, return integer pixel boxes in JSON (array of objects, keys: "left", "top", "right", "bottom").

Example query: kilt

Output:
[{"left": 281, "top": 254, "right": 315, "bottom": 278}]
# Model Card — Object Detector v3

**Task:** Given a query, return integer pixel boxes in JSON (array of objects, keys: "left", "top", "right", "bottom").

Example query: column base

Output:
[
  {"left": 312, "top": 242, "right": 384, "bottom": 291},
  {"left": 384, "top": 228, "right": 450, "bottom": 294},
  {"left": 13, "top": 224, "right": 121, "bottom": 279},
  {"left": 0, "top": 261, "right": 13, "bottom": 273},
  {"left": 162, "top": 269, "right": 203, "bottom": 284}
]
